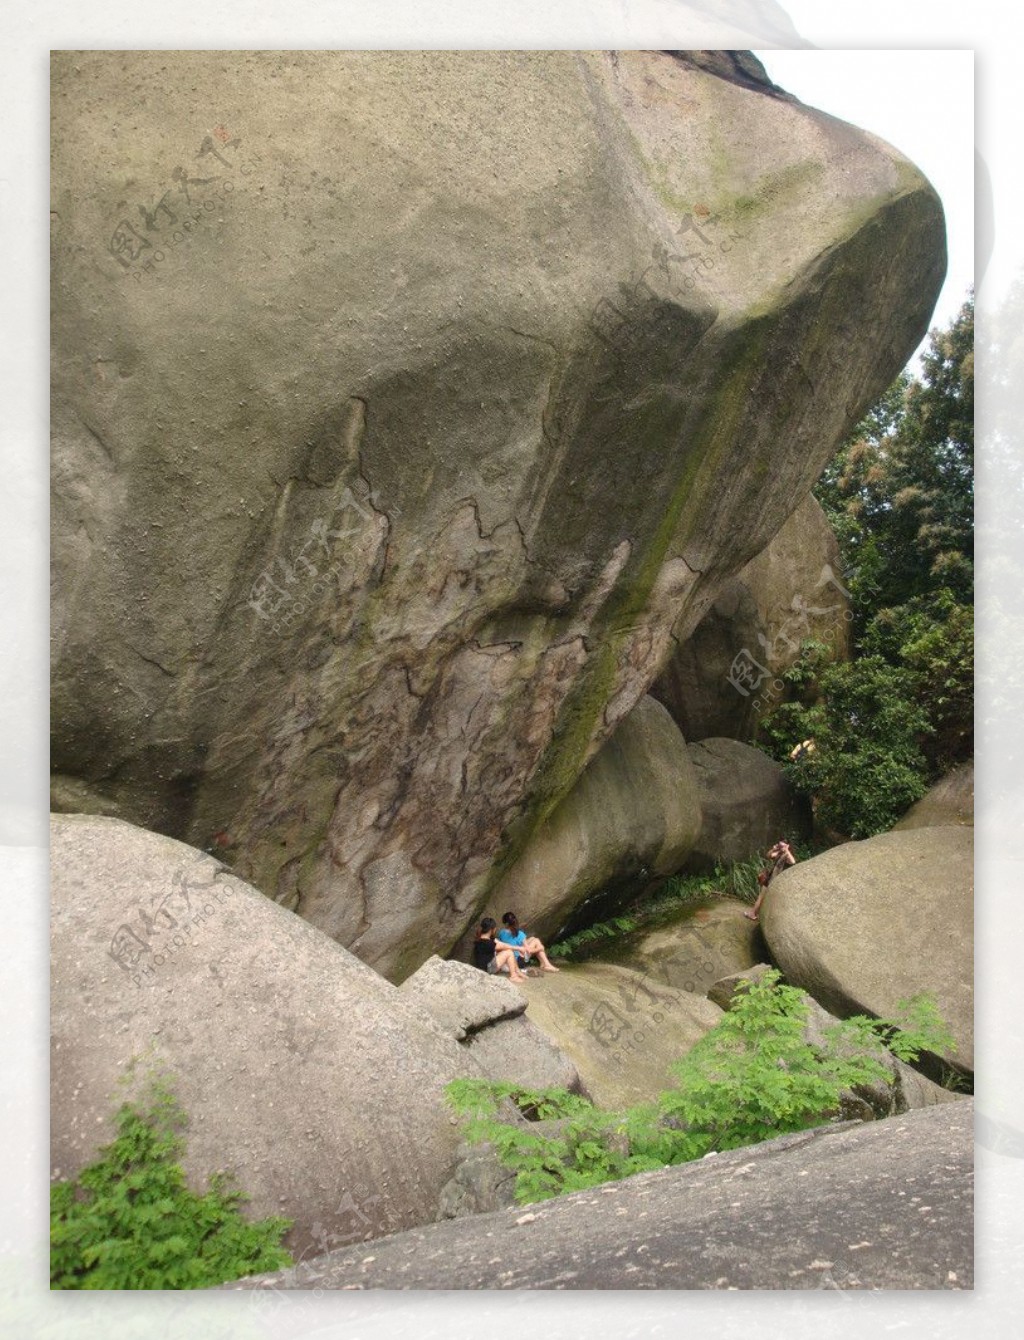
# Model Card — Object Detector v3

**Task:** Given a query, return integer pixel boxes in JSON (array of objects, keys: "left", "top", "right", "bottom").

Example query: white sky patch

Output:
[{"left": 762, "top": 50, "right": 975, "bottom": 357}]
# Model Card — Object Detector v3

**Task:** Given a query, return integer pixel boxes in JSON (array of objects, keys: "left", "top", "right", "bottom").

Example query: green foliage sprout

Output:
[
  {"left": 50, "top": 1078, "right": 293, "bottom": 1289},
  {"left": 445, "top": 970, "right": 956, "bottom": 1204}
]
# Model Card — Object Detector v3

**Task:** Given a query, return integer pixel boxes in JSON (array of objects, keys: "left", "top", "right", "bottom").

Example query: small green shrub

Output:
[
  {"left": 445, "top": 970, "right": 955, "bottom": 1203},
  {"left": 443, "top": 1079, "right": 670, "bottom": 1203},
  {"left": 50, "top": 1078, "right": 293, "bottom": 1289}
]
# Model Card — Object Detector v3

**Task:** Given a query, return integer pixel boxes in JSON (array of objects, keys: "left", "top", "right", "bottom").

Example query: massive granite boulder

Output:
[
  {"left": 685, "top": 737, "right": 809, "bottom": 870},
  {"left": 51, "top": 50, "right": 945, "bottom": 979},
  {"left": 466, "top": 694, "right": 701, "bottom": 950},
  {"left": 49, "top": 814, "right": 484, "bottom": 1259},
  {"left": 760, "top": 827, "right": 973, "bottom": 1073},
  {"left": 228, "top": 1101, "right": 974, "bottom": 1290},
  {"left": 653, "top": 494, "right": 851, "bottom": 741}
]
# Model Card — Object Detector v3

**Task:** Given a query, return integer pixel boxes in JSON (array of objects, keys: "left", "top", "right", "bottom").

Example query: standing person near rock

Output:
[
  {"left": 498, "top": 913, "right": 560, "bottom": 973},
  {"left": 744, "top": 839, "right": 797, "bottom": 923},
  {"left": 472, "top": 917, "right": 527, "bottom": 982}
]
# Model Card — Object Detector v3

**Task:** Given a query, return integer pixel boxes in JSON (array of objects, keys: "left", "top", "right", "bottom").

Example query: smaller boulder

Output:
[
  {"left": 436, "top": 1141, "right": 519, "bottom": 1220},
  {"left": 464, "top": 1014, "right": 586, "bottom": 1095},
  {"left": 685, "top": 738, "right": 808, "bottom": 870},
  {"left": 652, "top": 495, "right": 851, "bottom": 743},
  {"left": 621, "top": 899, "right": 762, "bottom": 998},
  {"left": 797, "top": 994, "right": 963, "bottom": 1120},
  {"left": 400, "top": 955, "right": 526, "bottom": 1040},
  {"left": 479, "top": 695, "right": 702, "bottom": 945},
  {"left": 760, "top": 826, "right": 973, "bottom": 1074},
  {"left": 707, "top": 964, "right": 962, "bottom": 1119},
  {"left": 519, "top": 963, "right": 723, "bottom": 1110},
  {"left": 400, "top": 955, "right": 585, "bottom": 1095},
  {"left": 435, "top": 1110, "right": 626, "bottom": 1220},
  {"left": 707, "top": 962, "right": 775, "bottom": 1010},
  {"left": 895, "top": 763, "right": 974, "bottom": 830}
]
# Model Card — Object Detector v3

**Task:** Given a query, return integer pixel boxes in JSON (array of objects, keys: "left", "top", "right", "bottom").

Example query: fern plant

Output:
[
  {"left": 444, "top": 1079, "right": 670, "bottom": 1202},
  {"left": 51, "top": 1077, "right": 293, "bottom": 1289},
  {"left": 445, "top": 970, "right": 956, "bottom": 1203},
  {"left": 549, "top": 915, "right": 640, "bottom": 960}
]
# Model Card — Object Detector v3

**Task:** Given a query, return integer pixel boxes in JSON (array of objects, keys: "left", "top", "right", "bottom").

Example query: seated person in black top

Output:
[{"left": 472, "top": 916, "right": 526, "bottom": 982}]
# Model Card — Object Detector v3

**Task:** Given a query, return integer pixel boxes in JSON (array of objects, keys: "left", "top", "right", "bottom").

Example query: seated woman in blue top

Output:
[{"left": 497, "top": 911, "right": 560, "bottom": 973}]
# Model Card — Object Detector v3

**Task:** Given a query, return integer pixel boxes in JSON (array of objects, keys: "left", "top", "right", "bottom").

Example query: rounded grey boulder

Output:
[
  {"left": 760, "top": 826, "right": 973, "bottom": 1072},
  {"left": 518, "top": 962, "right": 723, "bottom": 1109},
  {"left": 895, "top": 763, "right": 974, "bottom": 830},
  {"left": 478, "top": 695, "right": 702, "bottom": 945},
  {"left": 685, "top": 737, "right": 808, "bottom": 870},
  {"left": 654, "top": 495, "right": 851, "bottom": 742},
  {"left": 50, "top": 814, "right": 482, "bottom": 1258},
  {"left": 621, "top": 899, "right": 763, "bottom": 998}
]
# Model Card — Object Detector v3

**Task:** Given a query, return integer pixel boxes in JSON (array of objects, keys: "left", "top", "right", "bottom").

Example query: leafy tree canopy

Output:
[
  {"left": 761, "top": 292, "right": 974, "bottom": 836},
  {"left": 816, "top": 293, "right": 973, "bottom": 615}
]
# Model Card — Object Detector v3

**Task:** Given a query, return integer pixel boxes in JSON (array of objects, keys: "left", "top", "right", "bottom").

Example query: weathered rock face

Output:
[
  {"left": 463, "top": 1015, "right": 585, "bottom": 1097},
  {"left": 518, "top": 963, "right": 723, "bottom": 1109},
  {"left": 399, "top": 954, "right": 527, "bottom": 1042},
  {"left": 653, "top": 495, "right": 851, "bottom": 741},
  {"left": 619, "top": 898, "right": 763, "bottom": 996},
  {"left": 895, "top": 763, "right": 974, "bottom": 830},
  {"left": 399, "top": 955, "right": 585, "bottom": 1094},
  {"left": 51, "top": 50, "right": 945, "bottom": 979},
  {"left": 707, "top": 961, "right": 776, "bottom": 1010},
  {"left": 760, "top": 826, "right": 973, "bottom": 1073},
  {"left": 685, "top": 737, "right": 809, "bottom": 869},
  {"left": 228, "top": 1101, "right": 974, "bottom": 1291},
  {"left": 466, "top": 695, "right": 701, "bottom": 949},
  {"left": 436, "top": 1141, "right": 519, "bottom": 1222},
  {"left": 49, "top": 814, "right": 483, "bottom": 1258}
]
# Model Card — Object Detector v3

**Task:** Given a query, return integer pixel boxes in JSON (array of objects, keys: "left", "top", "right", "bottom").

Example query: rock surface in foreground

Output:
[
  {"left": 50, "top": 814, "right": 480, "bottom": 1258},
  {"left": 760, "top": 826, "right": 973, "bottom": 1072},
  {"left": 227, "top": 1100, "right": 973, "bottom": 1290}
]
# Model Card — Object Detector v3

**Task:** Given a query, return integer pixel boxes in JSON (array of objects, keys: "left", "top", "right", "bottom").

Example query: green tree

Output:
[
  {"left": 862, "top": 589, "right": 973, "bottom": 772},
  {"left": 770, "top": 293, "right": 975, "bottom": 835},
  {"left": 761, "top": 652, "right": 932, "bottom": 839},
  {"left": 817, "top": 294, "right": 974, "bottom": 615}
]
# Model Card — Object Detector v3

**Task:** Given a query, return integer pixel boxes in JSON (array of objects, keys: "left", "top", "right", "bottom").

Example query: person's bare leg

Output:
[
  {"left": 497, "top": 945, "right": 526, "bottom": 981},
  {"left": 744, "top": 890, "right": 765, "bottom": 922},
  {"left": 525, "top": 936, "right": 559, "bottom": 971}
]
